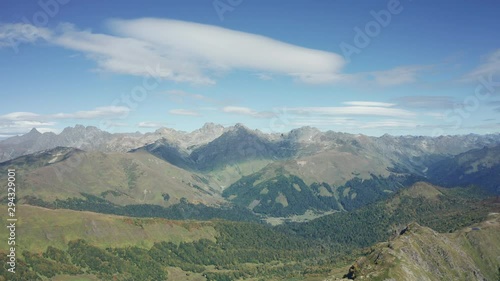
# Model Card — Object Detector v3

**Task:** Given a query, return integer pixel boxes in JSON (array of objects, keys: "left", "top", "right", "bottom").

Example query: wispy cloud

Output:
[
  {"left": 255, "top": 73, "right": 274, "bottom": 81},
  {"left": 0, "top": 112, "right": 41, "bottom": 121},
  {"left": 168, "top": 109, "right": 201, "bottom": 116},
  {"left": 287, "top": 106, "right": 415, "bottom": 118},
  {"left": 222, "top": 106, "right": 275, "bottom": 118},
  {"left": 328, "top": 65, "right": 434, "bottom": 87},
  {"left": 0, "top": 23, "right": 52, "bottom": 48},
  {"left": 0, "top": 106, "right": 132, "bottom": 137},
  {"left": 163, "top": 89, "right": 207, "bottom": 104},
  {"left": 487, "top": 100, "right": 500, "bottom": 107},
  {"left": 51, "top": 106, "right": 130, "bottom": 119},
  {"left": 366, "top": 65, "right": 431, "bottom": 86},
  {"left": 393, "top": 96, "right": 460, "bottom": 109},
  {"left": 137, "top": 121, "right": 169, "bottom": 128},
  {"left": 461, "top": 49, "right": 500, "bottom": 82},
  {"left": 289, "top": 118, "right": 417, "bottom": 130},
  {"left": 0, "top": 118, "right": 55, "bottom": 136},
  {"left": 343, "top": 101, "right": 395, "bottom": 107}
]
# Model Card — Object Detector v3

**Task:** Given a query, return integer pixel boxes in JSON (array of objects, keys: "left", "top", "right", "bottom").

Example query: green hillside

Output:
[
  {"left": 224, "top": 170, "right": 422, "bottom": 217},
  {"left": 0, "top": 205, "right": 218, "bottom": 253},
  {"left": 281, "top": 182, "right": 497, "bottom": 252},
  {"left": 0, "top": 182, "right": 498, "bottom": 280},
  {"left": 0, "top": 206, "right": 329, "bottom": 281},
  {"left": 342, "top": 213, "right": 500, "bottom": 280},
  {"left": 0, "top": 147, "right": 224, "bottom": 207}
]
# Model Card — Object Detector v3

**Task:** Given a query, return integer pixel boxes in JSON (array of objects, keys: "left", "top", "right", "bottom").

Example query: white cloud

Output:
[
  {"left": 109, "top": 18, "right": 345, "bottom": 84},
  {"left": 0, "top": 112, "right": 40, "bottom": 121},
  {"left": 1, "top": 20, "right": 440, "bottom": 87},
  {"left": 287, "top": 106, "right": 415, "bottom": 118},
  {"left": 343, "top": 101, "right": 395, "bottom": 107},
  {"left": 222, "top": 106, "right": 275, "bottom": 118},
  {"left": 288, "top": 117, "right": 418, "bottom": 132},
  {"left": 356, "top": 120, "right": 417, "bottom": 129},
  {"left": 393, "top": 96, "right": 460, "bottom": 109},
  {"left": 256, "top": 73, "right": 274, "bottom": 81},
  {"left": 168, "top": 109, "right": 201, "bottom": 116},
  {"left": 223, "top": 106, "right": 254, "bottom": 115},
  {"left": 51, "top": 106, "right": 130, "bottom": 119},
  {"left": 289, "top": 117, "right": 355, "bottom": 127},
  {"left": 461, "top": 49, "right": 500, "bottom": 82},
  {"left": 36, "top": 127, "right": 61, "bottom": 134},
  {"left": 0, "top": 19, "right": 346, "bottom": 84},
  {"left": 366, "top": 65, "right": 429, "bottom": 86},
  {"left": 0, "top": 23, "right": 52, "bottom": 49},
  {"left": 0, "top": 120, "right": 56, "bottom": 136},
  {"left": 102, "top": 121, "right": 129, "bottom": 128},
  {"left": 0, "top": 106, "right": 132, "bottom": 137},
  {"left": 137, "top": 121, "right": 168, "bottom": 128}
]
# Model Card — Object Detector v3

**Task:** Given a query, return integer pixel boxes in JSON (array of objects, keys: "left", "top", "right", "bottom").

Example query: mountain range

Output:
[
  {"left": 1, "top": 123, "right": 500, "bottom": 280},
  {"left": 1, "top": 124, "right": 500, "bottom": 220},
  {"left": 0, "top": 123, "right": 500, "bottom": 217}
]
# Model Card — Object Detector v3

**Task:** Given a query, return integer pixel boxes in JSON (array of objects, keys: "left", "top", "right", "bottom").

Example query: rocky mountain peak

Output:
[
  {"left": 288, "top": 126, "right": 321, "bottom": 142},
  {"left": 28, "top": 128, "right": 42, "bottom": 135},
  {"left": 200, "top": 122, "right": 223, "bottom": 131}
]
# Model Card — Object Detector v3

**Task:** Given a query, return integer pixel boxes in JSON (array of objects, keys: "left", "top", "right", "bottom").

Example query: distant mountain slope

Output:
[
  {"left": 2, "top": 124, "right": 500, "bottom": 221},
  {"left": 223, "top": 167, "right": 422, "bottom": 216},
  {"left": 190, "top": 124, "right": 293, "bottom": 171},
  {"left": 137, "top": 124, "right": 291, "bottom": 172},
  {"left": 0, "top": 147, "right": 224, "bottom": 207},
  {"left": 427, "top": 144, "right": 500, "bottom": 194},
  {"left": 223, "top": 172, "right": 343, "bottom": 216},
  {"left": 282, "top": 182, "right": 497, "bottom": 251},
  {"left": 343, "top": 212, "right": 500, "bottom": 281}
]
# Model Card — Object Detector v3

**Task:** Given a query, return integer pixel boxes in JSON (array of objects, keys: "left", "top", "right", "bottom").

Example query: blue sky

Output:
[{"left": 1, "top": 0, "right": 500, "bottom": 138}]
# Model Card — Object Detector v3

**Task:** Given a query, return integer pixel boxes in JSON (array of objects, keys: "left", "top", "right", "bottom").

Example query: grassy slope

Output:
[
  {"left": 346, "top": 213, "right": 500, "bottom": 281},
  {"left": 0, "top": 149, "right": 225, "bottom": 207},
  {"left": 0, "top": 183, "right": 497, "bottom": 280},
  {"left": 0, "top": 205, "right": 217, "bottom": 253}
]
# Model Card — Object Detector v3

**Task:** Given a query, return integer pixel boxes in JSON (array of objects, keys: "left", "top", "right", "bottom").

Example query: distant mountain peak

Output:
[
  {"left": 288, "top": 126, "right": 321, "bottom": 142},
  {"left": 201, "top": 122, "right": 222, "bottom": 129},
  {"left": 226, "top": 123, "right": 259, "bottom": 137},
  {"left": 28, "top": 128, "right": 41, "bottom": 135}
]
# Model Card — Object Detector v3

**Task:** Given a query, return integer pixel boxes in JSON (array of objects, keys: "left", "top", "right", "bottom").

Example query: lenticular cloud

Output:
[{"left": 0, "top": 18, "right": 346, "bottom": 85}]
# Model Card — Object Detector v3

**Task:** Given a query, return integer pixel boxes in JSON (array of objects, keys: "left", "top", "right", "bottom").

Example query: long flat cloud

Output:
[
  {"left": 287, "top": 106, "right": 415, "bottom": 118},
  {"left": 1, "top": 19, "right": 345, "bottom": 85},
  {"left": 0, "top": 19, "right": 448, "bottom": 87},
  {"left": 109, "top": 18, "right": 345, "bottom": 83}
]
